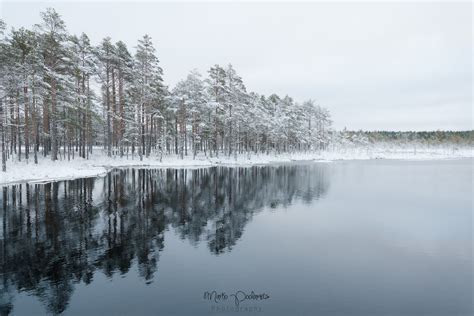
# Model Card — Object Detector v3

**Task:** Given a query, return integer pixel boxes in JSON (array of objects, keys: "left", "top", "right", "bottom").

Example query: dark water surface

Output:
[{"left": 0, "top": 159, "right": 472, "bottom": 316}]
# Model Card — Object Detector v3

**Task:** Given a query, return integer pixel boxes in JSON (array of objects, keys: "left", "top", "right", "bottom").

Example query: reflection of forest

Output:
[{"left": 0, "top": 164, "right": 329, "bottom": 315}]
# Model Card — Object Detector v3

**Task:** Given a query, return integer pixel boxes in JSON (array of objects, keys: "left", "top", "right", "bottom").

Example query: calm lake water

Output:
[{"left": 0, "top": 159, "right": 472, "bottom": 316}]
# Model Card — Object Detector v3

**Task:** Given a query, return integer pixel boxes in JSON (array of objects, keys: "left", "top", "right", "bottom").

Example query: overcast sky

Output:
[{"left": 1, "top": 1, "right": 472, "bottom": 131}]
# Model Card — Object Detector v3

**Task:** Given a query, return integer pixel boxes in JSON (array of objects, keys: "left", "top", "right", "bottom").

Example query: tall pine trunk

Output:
[
  {"left": 1, "top": 98, "right": 6, "bottom": 172},
  {"left": 51, "top": 78, "right": 58, "bottom": 161},
  {"left": 106, "top": 59, "right": 112, "bottom": 157},
  {"left": 24, "top": 85, "right": 29, "bottom": 160}
]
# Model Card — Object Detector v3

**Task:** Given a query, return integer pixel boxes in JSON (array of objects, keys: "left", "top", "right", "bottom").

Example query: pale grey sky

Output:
[{"left": 1, "top": 1, "right": 472, "bottom": 131}]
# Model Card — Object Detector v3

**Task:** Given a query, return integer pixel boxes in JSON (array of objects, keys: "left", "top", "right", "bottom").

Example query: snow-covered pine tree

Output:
[
  {"left": 115, "top": 40, "right": 133, "bottom": 157},
  {"left": 36, "top": 8, "right": 71, "bottom": 161},
  {"left": 133, "top": 34, "right": 165, "bottom": 160},
  {"left": 206, "top": 65, "right": 227, "bottom": 157},
  {"left": 96, "top": 37, "right": 116, "bottom": 157},
  {"left": 70, "top": 33, "right": 96, "bottom": 159},
  {"left": 224, "top": 64, "right": 247, "bottom": 158},
  {"left": 171, "top": 70, "right": 208, "bottom": 159}
]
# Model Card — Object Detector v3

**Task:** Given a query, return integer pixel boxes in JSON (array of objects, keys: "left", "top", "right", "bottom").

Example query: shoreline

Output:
[{"left": 1, "top": 148, "right": 472, "bottom": 186}]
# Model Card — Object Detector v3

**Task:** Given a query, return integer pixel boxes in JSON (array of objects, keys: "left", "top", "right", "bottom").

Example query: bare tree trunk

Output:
[
  {"left": 141, "top": 102, "right": 145, "bottom": 161},
  {"left": 1, "top": 97, "right": 6, "bottom": 172},
  {"left": 10, "top": 96, "right": 15, "bottom": 155},
  {"left": 51, "top": 78, "right": 58, "bottom": 161},
  {"left": 24, "top": 85, "right": 29, "bottom": 160},
  {"left": 106, "top": 59, "right": 112, "bottom": 157},
  {"left": 118, "top": 69, "right": 124, "bottom": 157},
  {"left": 86, "top": 77, "right": 92, "bottom": 159},
  {"left": 81, "top": 75, "right": 86, "bottom": 158},
  {"left": 214, "top": 105, "right": 218, "bottom": 158},
  {"left": 16, "top": 91, "right": 21, "bottom": 161},
  {"left": 192, "top": 113, "right": 196, "bottom": 159},
  {"left": 32, "top": 81, "right": 38, "bottom": 164},
  {"left": 229, "top": 103, "right": 233, "bottom": 157},
  {"left": 184, "top": 104, "right": 187, "bottom": 157},
  {"left": 174, "top": 116, "right": 178, "bottom": 155},
  {"left": 42, "top": 93, "right": 50, "bottom": 156},
  {"left": 112, "top": 68, "right": 117, "bottom": 151}
]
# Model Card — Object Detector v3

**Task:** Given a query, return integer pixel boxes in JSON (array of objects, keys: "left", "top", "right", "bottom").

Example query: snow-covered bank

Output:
[{"left": 1, "top": 147, "right": 472, "bottom": 185}]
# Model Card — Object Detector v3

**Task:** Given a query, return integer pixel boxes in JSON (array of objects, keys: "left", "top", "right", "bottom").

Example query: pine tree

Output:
[
  {"left": 133, "top": 34, "right": 165, "bottom": 160},
  {"left": 172, "top": 70, "right": 208, "bottom": 159},
  {"left": 36, "top": 8, "right": 70, "bottom": 161},
  {"left": 224, "top": 64, "right": 247, "bottom": 157},
  {"left": 115, "top": 41, "right": 133, "bottom": 157},
  {"left": 97, "top": 37, "right": 115, "bottom": 157},
  {"left": 206, "top": 65, "right": 226, "bottom": 157}
]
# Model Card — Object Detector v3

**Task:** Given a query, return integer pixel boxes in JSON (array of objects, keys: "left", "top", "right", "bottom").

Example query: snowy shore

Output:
[{"left": 0, "top": 147, "right": 472, "bottom": 185}]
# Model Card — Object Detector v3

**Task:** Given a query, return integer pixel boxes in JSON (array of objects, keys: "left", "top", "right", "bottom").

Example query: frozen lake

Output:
[{"left": 0, "top": 159, "right": 472, "bottom": 316}]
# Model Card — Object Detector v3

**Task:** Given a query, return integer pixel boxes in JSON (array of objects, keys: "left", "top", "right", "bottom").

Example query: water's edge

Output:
[{"left": 2, "top": 155, "right": 473, "bottom": 186}]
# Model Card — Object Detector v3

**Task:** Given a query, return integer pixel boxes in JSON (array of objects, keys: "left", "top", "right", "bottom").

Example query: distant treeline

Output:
[{"left": 338, "top": 130, "right": 473, "bottom": 146}]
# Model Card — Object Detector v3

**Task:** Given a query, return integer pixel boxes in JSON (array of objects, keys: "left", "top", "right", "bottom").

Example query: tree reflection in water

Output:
[{"left": 0, "top": 164, "right": 329, "bottom": 315}]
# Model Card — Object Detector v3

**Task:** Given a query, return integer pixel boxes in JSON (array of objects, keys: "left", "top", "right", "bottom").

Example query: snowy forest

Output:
[
  {"left": 0, "top": 9, "right": 472, "bottom": 174},
  {"left": 0, "top": 8, "right": 332, "bottom": 172}
]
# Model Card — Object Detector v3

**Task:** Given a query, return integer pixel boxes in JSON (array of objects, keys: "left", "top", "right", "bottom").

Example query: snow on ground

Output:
[{"left": 0, "top": 146, "right": 472, "bottom": 185}]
